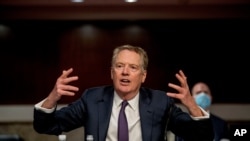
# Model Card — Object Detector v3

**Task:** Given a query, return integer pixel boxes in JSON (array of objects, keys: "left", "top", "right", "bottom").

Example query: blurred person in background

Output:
[{"left": 176, "top": 81, "right": 230, "bottom": 141}]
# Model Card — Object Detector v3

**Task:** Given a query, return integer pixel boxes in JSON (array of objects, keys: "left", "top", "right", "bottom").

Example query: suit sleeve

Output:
[
  {"left": 33, "top": 93, "right": 87, "bottom": 135},
  {"left": 167, "top": 100, "right": 214, "bottom": 141}
]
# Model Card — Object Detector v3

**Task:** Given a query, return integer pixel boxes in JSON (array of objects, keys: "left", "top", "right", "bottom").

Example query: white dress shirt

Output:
[{"left": 106, "top": 91, "right": 142, "bottom": 141}]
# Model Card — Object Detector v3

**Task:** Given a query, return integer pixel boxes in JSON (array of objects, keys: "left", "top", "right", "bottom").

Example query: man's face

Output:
[
  {"left": 192, "top": 83, "right": 212, "bottom": 99},
  {"left": 111, "top": 50, "right": 147, "bottom": 96}
]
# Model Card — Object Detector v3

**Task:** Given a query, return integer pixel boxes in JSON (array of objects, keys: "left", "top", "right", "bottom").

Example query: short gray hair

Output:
[{"left": 111, "top": 44, "right": 148, "bottom": 71}]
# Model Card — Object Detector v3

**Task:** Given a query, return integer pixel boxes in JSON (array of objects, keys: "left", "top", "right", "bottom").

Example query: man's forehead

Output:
[
  {"left": 116, "top": 51, "right": 141, "bottom": 63},
  {"left": 193, "top": 83, "right": 209, "bottom": 92}
]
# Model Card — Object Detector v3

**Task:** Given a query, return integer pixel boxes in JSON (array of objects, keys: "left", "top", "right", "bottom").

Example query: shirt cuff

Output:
[
  {"left": 34, "top": 98, "right": 56, "bottom": 114},
  {"left": 190, "top": 106, "right": 210, "bottom": 120}
]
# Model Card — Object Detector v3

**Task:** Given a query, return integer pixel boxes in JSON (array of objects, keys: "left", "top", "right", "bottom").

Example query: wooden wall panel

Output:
[{"left": 0, "top": 20, "right": 250, "bottom": 104}]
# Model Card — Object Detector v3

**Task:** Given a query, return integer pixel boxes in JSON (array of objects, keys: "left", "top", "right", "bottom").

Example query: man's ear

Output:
[
  {"left": 111, "top": 67, "right": 114, "bottom": 80},
  {"left": 141, "top": 70, "right": 147, "bottom": 83}
]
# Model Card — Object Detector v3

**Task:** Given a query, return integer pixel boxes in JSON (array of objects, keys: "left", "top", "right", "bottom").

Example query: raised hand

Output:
[
  {"left": 167, "top": 70, "right": 203, "bottom": 117},
  {"left": 42, "top": 68, "right": 79, "bottom": 109}
]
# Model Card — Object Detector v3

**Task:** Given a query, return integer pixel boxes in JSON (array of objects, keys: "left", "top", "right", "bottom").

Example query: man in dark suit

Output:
[
  {"left": 175, "top": 82, "right": 230, "bottom": 141},
  {"left": 33, "top": 45, "right": 214, "bottom": 141}
]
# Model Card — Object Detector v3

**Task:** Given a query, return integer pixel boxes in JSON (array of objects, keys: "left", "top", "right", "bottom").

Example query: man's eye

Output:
[
  {"left": 115, "top": 64, "right": 123, "bottom": 68},
  {"left": 130, "top": 66, "right": 139, "bottom": 71},
  {"left": 131, "top": 66, "right": 137, "bottom": 69}
]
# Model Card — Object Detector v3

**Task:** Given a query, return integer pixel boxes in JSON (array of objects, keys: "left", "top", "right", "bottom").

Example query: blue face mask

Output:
[{"left": 194, "top": 92, "right": 211, "bottom": 110}]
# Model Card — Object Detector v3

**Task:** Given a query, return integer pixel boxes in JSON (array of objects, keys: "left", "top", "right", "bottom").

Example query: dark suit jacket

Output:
[
  {"left": 33, "top": 86, "right": 213, "bottom": 141},
  {"left": 175, "top": 113, "right": 229, "bottom": 141},
  {"left": 210, "top": 114, "right": 230, "bottom": 141}
]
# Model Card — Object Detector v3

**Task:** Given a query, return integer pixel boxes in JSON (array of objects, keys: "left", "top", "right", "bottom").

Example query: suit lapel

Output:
[
  {"left": 139, "top": 88, "right": 153, "bottom": 141},
  {"left": 98, "top": 87, "right": 114, "bottom": 141}
]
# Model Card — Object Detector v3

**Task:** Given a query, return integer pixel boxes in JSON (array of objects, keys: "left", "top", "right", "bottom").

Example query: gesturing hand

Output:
[
  {"left": 167, "top": 70, "right": 203, "bottom": 117},
  {"left": 42, "top": 68, "right": 79, "bottom": 109}
]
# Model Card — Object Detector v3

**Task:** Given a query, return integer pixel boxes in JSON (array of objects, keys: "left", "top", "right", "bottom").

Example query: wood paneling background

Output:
[{"left": 0, "top": 19, "right": 250, "bottom": 104}]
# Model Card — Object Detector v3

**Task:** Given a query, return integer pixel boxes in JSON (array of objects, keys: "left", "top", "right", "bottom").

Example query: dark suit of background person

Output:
[
  {"left": 33, "top": 45, "right": 214, "bottom": 141},
  {"left": 176, "top": 82, "right": 230, "bottom": 141}
]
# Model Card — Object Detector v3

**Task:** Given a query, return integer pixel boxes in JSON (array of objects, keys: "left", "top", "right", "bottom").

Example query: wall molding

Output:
[{"left": 0, "top": 104, "right": 250, "bottom": 122}]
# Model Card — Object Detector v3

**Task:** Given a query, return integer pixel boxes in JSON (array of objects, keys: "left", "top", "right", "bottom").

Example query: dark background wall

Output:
[{"left": 0, "top": 19, "right": 249, "bottom": 104}]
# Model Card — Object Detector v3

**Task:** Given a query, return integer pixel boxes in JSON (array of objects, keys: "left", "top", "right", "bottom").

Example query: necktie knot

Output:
[{"left": 121, "top": 100, "right": 128, "bottom": 109}]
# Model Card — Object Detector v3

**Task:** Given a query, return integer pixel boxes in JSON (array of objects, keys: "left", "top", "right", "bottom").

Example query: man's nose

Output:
[{"left": 122, "top": 66, "right": 129, "bottom": 74}]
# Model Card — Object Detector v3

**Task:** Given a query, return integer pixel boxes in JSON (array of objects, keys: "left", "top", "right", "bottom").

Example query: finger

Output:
[
  {"left": 167, "top": 92, "right": 181, "bottom": 99},
  {"left": 58, "top": 85, "right": 79, "bottom": 92},
  {"left": 175, "top": 70, "right": 187, "bottom": 87},
  {"left": 57, "top": 89, "right": 77, "bottom": 96},
  {"left": 61, "top": 68, "right": 74, "bottom": 78},
  {"left": 168, "top": 83, "right": 181, "bottom": 92},
  {"left": 179, "top": 70, "right": 186, "bottom": 78},
  {"left": 62, "top": 76, "right": 79, "bottom": 84}
]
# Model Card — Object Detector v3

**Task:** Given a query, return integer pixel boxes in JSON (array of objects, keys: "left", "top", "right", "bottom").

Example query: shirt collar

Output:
[{"left": 114, "top": 91, "right": 139, "bottom": 111}]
